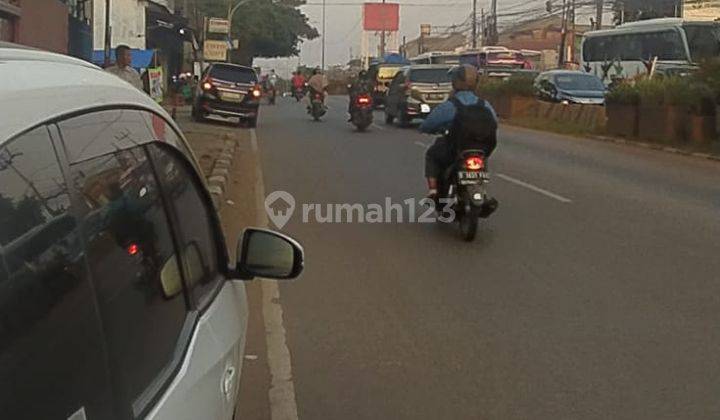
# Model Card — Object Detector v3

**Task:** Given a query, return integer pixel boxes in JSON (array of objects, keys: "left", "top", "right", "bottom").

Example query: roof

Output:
[
  {"left": 540, "top": 70, "right": 601, "bottom": 77},
  {"left": 407, "top": 64, "right": 454, "bottom": 70},
  {"left": 0, "top": 45, "right": 173, "bottom": 145},
  {"left": 587, "top": 17, "right": 719, "bottom": 37}
]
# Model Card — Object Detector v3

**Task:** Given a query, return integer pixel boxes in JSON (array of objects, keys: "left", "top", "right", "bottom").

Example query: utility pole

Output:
[
  {"left": 321, "top": 0, "right": 326, "bottom": 69},
  {"left": 558, "top": 0, "right": 567, "bottom": 67},
  {"left": 490, "top": 0, "right": 498, "bottom": 45},
  {"left": 380, "top": 0, "right": 386, "bottom": 58},
  {"left": 595, "top": 0, "right": 604, "bottom": 29},
  {"left": 480, "top": 8, "right": 485, "bottom": 46},
  {"left": 103, "top": 0, "right": 111, "bottom": 66},
  {"left": 472, "top": 0, "right": 478, "bottom": 49}
]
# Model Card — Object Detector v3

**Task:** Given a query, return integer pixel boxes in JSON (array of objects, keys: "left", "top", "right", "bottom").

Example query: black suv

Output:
[{"left": 192, "top": 63, "right": 262, "bottom": 127}]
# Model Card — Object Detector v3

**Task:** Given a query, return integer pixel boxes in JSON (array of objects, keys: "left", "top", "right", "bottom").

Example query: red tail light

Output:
[
  {"left": 357, "top": 96, "right": 371, "bottom": 105},
  {"left": 127, "top": 243, "right": 140, "bottom": 256},
  {"left": 464, "top": 156, "right": 485, "bottom": 171}
]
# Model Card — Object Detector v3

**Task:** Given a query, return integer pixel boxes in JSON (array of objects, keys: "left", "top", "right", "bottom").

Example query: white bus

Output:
[
  {"left": 409, "top": 51, "right": 460, "bottom": 65},
  {"left": 581, "top": 18, "right": 720, "bottom": 83}
]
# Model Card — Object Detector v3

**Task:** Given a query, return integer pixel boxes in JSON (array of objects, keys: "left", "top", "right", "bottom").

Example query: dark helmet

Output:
[
  {"left": 449, "top": 64, "right": 478, "bottom": 91},
  {"left": 358, "top": 69, "right": 368, "bottom": 78},
  {"left": 313, "top": 67, "right": 321, "bottom": 75}
]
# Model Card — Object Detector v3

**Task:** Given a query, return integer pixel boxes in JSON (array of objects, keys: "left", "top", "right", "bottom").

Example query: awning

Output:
[{"left": 92, "top": 49, "right": 156, "bottom": 69}]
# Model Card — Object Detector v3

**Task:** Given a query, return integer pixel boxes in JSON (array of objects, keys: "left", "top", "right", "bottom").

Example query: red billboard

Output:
[{"left": 363, "top": 3, "right": 399, "bottom": 32}]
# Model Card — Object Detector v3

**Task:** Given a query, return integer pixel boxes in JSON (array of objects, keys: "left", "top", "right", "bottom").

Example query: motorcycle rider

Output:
[
  {"left": 291, "top": 71, "right": 306, "bottom": 100},
  {"left": 347, "top": 69, "right": 374, "bottom": 120},
  {"left": 420, "top": 64, "right": 498, "bottom": 201},
  {"left": 306, "top": 67, "right": 329, "bottom": 111}
]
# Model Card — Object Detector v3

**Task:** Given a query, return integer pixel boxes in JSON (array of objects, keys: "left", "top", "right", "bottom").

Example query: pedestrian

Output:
[{"left": 105, "top": 45, "right": 143, "bottom": 91}]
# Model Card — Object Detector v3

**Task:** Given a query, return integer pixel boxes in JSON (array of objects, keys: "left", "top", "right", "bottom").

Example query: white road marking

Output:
[
  {"left": 414, "top": 141, "right": 431, "bottom": 150},
  {"left": 251, "top": 129, "right": 300, "bottom": 420},
  {"left": 496, "top": 173, "right": 573, "bottom": 204}
]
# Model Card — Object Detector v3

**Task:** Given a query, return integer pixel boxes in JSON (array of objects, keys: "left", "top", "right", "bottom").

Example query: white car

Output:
[{"left": 0, "top": 43, "right": 303, "bottom": 420}]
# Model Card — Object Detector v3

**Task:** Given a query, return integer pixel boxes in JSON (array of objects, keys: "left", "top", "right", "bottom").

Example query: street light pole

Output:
[{"left": 321, "top": 0, "right": 326, "bottom": 69}]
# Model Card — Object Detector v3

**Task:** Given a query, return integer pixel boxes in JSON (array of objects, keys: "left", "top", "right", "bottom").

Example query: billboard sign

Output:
[
  {"left": 208, "top": 17, "right": 230, "bottom": 34},
  {"left": 203, "top": 40, "right": 228, "bottom": 61},
  {"left": 363, "top": 3, "right": 400, "bottom": 32}
]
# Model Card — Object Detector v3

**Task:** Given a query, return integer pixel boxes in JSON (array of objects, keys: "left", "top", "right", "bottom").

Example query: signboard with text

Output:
[
  {"left": 203, "top": 40, "right": 228, "bottom": 61},
  {"left": 148, "top": 67, "right": 164, "bottom": 102},
  {"left": 363, "top": 3, "right": 400, "bottom": 32},
  {"left": 208, "top": 18, "right": 230, "bottom": 34}
]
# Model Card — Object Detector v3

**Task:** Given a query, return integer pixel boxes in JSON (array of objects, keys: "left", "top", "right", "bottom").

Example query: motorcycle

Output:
[
  {"left": 293, "top": 85, "right": 306, "bottom": 102},
  {"left": 309, "top": 91, "right": 327, "bottom": 121},
  {"left": 435, "top": 150, "right": 497, "bottom": 242},
  {"left": 267, "top": 87, "right": 277, "bottom": 105},
  {"left": 350, "top": 93, "right": 374, "bottom": 131}
]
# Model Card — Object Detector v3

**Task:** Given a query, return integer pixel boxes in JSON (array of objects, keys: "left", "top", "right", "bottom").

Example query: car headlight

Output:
[{"left": 561, "top": 99, "right": 570, "bottom": 105}]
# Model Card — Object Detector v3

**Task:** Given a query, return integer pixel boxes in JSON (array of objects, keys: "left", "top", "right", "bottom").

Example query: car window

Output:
[
  {"left": 209, "top": 64, "right": 258, "bottom": 83},
  {"left": 58, "top": 109, "right": 159, "bottom": 163},
  {"left": 69, "top": 143, "right": 189, "bottom": 418},
  {"left": 148, "top": 144, "right": 222, "bottom": 307},
  {"left": 555, "top": 74, "right": 605, "bottom": 91},
  {"left": 409, "top": 68, "right": 452, "bottom": 83},
  {"left": 0, "top": 126, "right": 113, "bottom": 419}
]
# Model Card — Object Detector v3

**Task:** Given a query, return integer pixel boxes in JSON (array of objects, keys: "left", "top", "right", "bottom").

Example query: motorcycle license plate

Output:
[
  {"left": 458, "top": 171, "right": 487, "bottom": 184},
  {"left": 420, "top": 104, "right": 431, "bottom": 113}
]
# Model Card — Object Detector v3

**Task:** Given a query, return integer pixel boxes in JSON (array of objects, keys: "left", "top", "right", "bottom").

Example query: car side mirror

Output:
[{"left": 236, "top": 228, "right": 304, "bottom": 280}]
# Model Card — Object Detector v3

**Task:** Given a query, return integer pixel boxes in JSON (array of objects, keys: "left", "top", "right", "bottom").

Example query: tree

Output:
[
  {"left": 194, "top": 0, "right": 318, "bottom": 65},
  {"left": 612, "top": 0, "right": 682, "bottom": 24}
]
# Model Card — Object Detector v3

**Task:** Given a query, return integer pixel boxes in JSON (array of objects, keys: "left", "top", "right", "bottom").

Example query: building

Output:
[
  {"left": 684, "top": 0, "right": 720, "bottom": 20},
  {"left": 401, "top": 33, "right": 466, "bottom": 59},
  {"left": 0, "top": 0, "right": 92, "bottom": 60}
]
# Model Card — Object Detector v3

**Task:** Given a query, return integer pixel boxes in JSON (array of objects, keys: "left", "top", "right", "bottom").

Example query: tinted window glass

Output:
[
  {"left": 409, "top": 68, "right": 452, "bottom": 83},
  {"left": 148, "top": 144, "right": 221, "bottom": 307},
  {"left": 584, "top": 31, "right": 686, "bottom": 62},
  {"left": 70, "top": 145, "right": 187, "bottom": 416},
  {"left": 684, "top": 24, "right": 720, "bottom": 62},
  {"left": 555, "top": 74, "right": 605, "bottom": 91},
  {"left": 0, "top": 127, "right": 113, "bottom": 419},
  {"left": 210, "top": 64, "right": 258, "bottom": 83},
  {"left": 377, "top": 66, "right": 402, "bottom": 80},
  {"left": 59, "top": 109, "right": 159, "bottom": 163}
]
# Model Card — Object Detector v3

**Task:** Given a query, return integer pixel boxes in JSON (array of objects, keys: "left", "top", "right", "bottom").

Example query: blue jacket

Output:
[{"left": 420, "top": 91, "right": 498, "bottom": 134}]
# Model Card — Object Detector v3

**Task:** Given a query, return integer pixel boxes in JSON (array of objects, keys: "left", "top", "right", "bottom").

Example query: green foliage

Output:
[
  {"left": 611, "top": 0, "right": 681, "bottom": 25},
  {"left": 606, "top": 82, "right": 640, "bottom": 105},
  {"left": 613, "top": 76, "right": 716, "bottom": 115},
  {"left": 476, "top": 74, "right": 535, "bottom": 98},
  {"left": 195, "top": 0, "right": 318, "bottom": 64},
  {"left": 693, "top": 58, "right": 720, "bottom": 104}
]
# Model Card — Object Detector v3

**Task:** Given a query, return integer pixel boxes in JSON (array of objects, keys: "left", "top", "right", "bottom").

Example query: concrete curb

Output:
[
  {"left": 207, "top": 133, "right": 240, "bottom": 210},
  {"left": 588, "top": 134, "right": 720, "bottom": 163}
]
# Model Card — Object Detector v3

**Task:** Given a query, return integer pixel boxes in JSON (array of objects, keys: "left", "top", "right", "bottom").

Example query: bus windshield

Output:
[
  {"left": 583, "top": 30, "right": 687, "bottom": 62},
  {"left": 684, "top": 24, "right": 720, "bottom": 62},
  {"left": 377, "top": 66, "right": 402, "bottom": 80}
]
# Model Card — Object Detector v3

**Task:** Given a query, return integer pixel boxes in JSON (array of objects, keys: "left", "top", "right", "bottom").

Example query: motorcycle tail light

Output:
[
  {"left": 357, "top": 96, "right": 371, "bottom": 105},
  {"left": 127, "top": 243, "right": 140, "bottom": 256},
  {"left": 465, "top": 156, "right": 485, "bottom": 171}
]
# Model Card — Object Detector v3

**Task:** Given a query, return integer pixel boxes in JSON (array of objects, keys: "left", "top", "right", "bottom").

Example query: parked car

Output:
[
  {"left": 385, "top": 65, "right": 453, "bottom": 126},
  {"left": 192, "top": 62, "right": 262, "bottom": 127},
  {"left": 0, "top": 44, "right": 304, "bottom": 420},
  {"left": 534, "top": 70, "right": 607, "bottom": 105}
]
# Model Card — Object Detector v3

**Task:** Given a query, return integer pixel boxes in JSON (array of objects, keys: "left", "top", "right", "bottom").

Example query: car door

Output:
[
  {"left": 56, "top": 108, "right": 245, "bottom": 420},
  {"left": 144, "top": 142, "right": 247, "bottom": 420},
  {"left": 0, "top": 125, "right": 115, "bottom": 420}
]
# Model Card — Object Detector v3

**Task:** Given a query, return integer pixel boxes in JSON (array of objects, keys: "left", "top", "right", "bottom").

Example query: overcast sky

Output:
[{"left": 255, "top": 0, "right": 603, "bottom": 77}]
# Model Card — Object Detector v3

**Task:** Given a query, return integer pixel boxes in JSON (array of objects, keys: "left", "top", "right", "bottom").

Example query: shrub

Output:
[
  {"left": 693, "top": 58, "right": 720, "bottom": 104},
  {"left": 476, "top": 74, "right": 535, "bottom": 98},
  {"left": 606, "top": 82, "right": 640, "bottom": 105},
  {"left": 633, "top": 76, "right": 715, "bottom": 115}
]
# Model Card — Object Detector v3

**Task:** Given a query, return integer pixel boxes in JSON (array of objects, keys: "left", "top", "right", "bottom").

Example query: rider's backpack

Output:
[{"left": 448, "top": 97, "right": 498, "bottom": 152}]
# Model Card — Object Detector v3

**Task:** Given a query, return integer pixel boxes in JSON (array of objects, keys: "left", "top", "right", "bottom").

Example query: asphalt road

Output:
[{"left": 252, "top": 95, "right": 720, "bottom": 420}]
